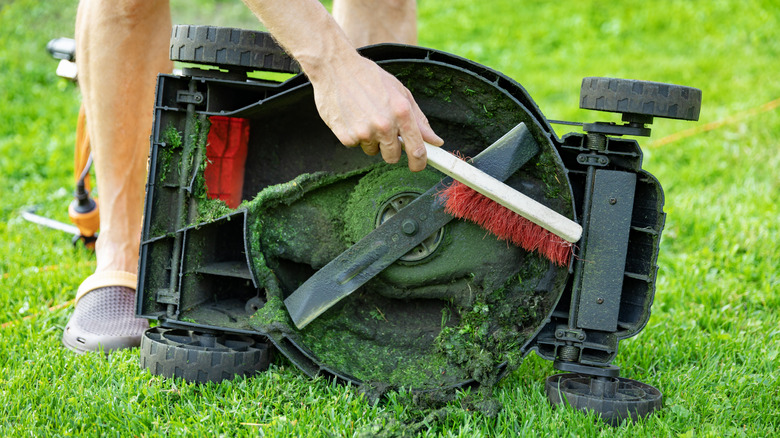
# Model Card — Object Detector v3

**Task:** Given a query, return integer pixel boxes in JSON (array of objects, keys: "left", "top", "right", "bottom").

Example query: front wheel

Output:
[
  {"left": 580, "top": 77, "right": 701, "bottom": 121},
  {"left": 545, "top": 372, "right": 662, "bottom": 425}
]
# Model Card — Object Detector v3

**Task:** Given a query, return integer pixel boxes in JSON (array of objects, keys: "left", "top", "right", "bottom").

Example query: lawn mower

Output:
[{"left": 135, "top": 25, "right": 701, "bottom": 424}]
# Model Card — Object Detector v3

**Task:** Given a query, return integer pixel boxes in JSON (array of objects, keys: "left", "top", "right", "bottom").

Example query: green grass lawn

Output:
[{"left": 1, "top": 0, "right": 778, "bottom": 436}]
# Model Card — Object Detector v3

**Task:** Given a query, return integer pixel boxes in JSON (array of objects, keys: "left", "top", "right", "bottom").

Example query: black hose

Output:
[{"left": 73, "top": 154, "right": 96, "bottom": 213}]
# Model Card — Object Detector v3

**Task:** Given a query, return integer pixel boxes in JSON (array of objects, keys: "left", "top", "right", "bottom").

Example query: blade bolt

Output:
[{"left": 401, "top": 219, "right": 418, "bottom": 235}]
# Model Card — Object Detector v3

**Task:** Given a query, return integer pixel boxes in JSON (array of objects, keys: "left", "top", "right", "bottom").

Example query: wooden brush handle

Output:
[{"left": 425, "top": 143, "right": 583, "bottom": 243}]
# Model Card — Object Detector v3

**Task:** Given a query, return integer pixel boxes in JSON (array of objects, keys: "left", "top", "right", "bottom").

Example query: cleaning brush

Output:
[{"left": 424, "top": 143, "right": 581, "bottom": 266}]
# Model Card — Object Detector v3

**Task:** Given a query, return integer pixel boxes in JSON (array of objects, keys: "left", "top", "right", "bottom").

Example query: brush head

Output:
[{"left": 440, "top": 181, "right": 573, "bottom": 266}]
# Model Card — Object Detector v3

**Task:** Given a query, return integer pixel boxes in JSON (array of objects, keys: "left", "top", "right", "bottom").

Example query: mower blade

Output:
[{"left": 285, "top": 123, "right": 540, "bottom": 329}]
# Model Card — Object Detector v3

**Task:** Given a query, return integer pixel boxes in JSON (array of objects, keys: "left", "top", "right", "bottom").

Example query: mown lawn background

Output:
[{"left": 1, "top": 0, "right": 778, "bottom": 436}]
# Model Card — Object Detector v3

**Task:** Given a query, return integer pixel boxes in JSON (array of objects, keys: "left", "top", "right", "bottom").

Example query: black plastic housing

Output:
[{"left": 137, "top": 42, "right": 665, "bottom": 384}]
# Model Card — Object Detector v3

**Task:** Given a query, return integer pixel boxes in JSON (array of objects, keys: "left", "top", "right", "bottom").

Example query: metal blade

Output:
[{"left": 21, "top": 211, "right": 80, "bottom": 236}]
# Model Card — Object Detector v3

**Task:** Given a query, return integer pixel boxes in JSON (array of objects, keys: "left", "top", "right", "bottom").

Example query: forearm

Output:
[
  {"left": 241, "top": 0, "right": 442, "bottom": 171},
  {"left": 240, "top": 0, "right": 358, "bottom": 80}
]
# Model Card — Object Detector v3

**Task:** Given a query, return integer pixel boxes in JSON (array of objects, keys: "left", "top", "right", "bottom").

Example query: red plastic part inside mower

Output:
[{"left": 204, "top": 116, "right": 250, "bottom": 209}]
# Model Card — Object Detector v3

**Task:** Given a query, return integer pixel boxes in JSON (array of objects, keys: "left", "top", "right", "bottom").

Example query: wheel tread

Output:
[
  {"left": 140, "top": 327, "right": 272, "bottom": 384},
  {"left": 580, "top": 76, "right": 701, "bottom": 121},
  {"left": 170, "top": 24, "right": 301, "bottom": 74}
]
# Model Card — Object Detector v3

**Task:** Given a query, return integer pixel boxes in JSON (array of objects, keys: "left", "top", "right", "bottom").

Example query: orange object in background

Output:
[
  {"left": 68, "top": 197, "right": 99, "bottom": 249},
  {"left": 204, "top": 116, "right": 250, "bottom": 209},
  {"left": 70, "top": 104, "right": 99, "bottom": 249},
  {"left": 74, "top": 105, "right": 92, "bottom": 191}
]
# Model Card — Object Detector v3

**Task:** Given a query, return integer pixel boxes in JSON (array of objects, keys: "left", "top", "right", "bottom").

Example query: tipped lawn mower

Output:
[{"left": 136, "top": 25, "right": 701, "bottom": 424}]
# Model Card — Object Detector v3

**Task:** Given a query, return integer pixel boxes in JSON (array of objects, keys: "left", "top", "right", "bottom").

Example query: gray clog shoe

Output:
[{"left": 63, "top": 272, "right": 148, "bottom": 354}]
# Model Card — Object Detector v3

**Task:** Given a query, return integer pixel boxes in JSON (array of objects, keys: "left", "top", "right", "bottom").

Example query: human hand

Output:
[
  {"left": 309, "top": 56, "right": 444, "bottom": 172},
  {"left": 239, "top": 0, "right": 440, "bottom": 171}
]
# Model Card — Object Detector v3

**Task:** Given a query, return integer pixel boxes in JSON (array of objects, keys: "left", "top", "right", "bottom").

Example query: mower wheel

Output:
[
  {"left": 140, "top": 327, "right": 271, "bottom": 384},
  {"left": 170, "top": 24, "right": 301, "bottom": 74},
  {"left": 545, "top": 372, "right": 662, "bottom": 425},
  {"left": 580, "top": 77, "right": 701, "bottom": 121}
]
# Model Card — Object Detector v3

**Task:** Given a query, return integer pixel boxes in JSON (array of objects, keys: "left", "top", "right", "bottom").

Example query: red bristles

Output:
[{"left": 439, "top": 181, "right": 573, "bottom": 266}]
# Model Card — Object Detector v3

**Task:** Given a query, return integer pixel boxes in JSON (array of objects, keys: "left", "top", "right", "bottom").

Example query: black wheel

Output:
[
  {"left": 580, "top": 77, "right": 701, "bottom": 121},
  {"left": 170, "top": 25, "right": 301, "bottom": 74},
  {"left": 545, "top": 373, "right": 662, "bottom": 425},
  {"left": 140, "top": 327, "right": 272, "bottom": 383}
]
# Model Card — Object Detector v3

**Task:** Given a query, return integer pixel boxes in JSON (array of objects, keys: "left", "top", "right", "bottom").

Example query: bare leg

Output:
[
  {"left": 332, "top": 0, "right": 417, "bottom": 47},
  {"left": 64, "top": 0, "right": 172, "bottom": 353},
  {"left": 77, "top": 0, "right": 172, "bottom": 274}
]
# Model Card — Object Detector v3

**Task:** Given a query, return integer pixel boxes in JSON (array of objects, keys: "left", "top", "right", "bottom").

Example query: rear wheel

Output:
[
  {"left": 170, "top": 24, "right": 301, "bottom": 75},
  {"left": 140, "top": 327, "right": 272, "bottom": 383}
]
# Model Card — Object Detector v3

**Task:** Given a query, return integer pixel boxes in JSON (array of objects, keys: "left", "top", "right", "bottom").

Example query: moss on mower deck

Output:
[
  {"left": 243, "top": 160, "right": 569, "bottom": 393},
  {"left": 298, "top": 292, "right": 466, "bottom": 390},
  {"left": 160, "top": 123, "right": 183, "bottom": 184},
  {"left": 158, "top": 61, "right": 573, "bottom": 397},
  {"left": 434, "top": 255, "right": 554, "bottom": 386},
  {"left": 175, "top": 122, "right": 571, "bottom": 393},
  {"left": 161, "top": 142, "right": 569, "bottom": 395},
  {"left": 344, "top": 162, "right": 443, "bottom": 243},
  {"left": 159, "top": 115, "right": 236, "bottom": 227}
]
